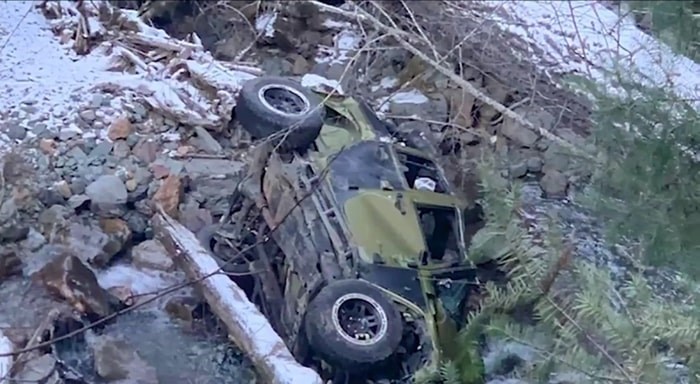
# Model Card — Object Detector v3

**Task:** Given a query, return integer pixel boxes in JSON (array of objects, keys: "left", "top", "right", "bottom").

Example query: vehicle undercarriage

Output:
[{"left": 198, "top": 75, "right": 497, "bottom": 384}]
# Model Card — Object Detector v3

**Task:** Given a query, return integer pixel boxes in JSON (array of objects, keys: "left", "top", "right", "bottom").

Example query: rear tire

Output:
[{"left": 235, "top": 76, "right": 325, "bottom": 151}]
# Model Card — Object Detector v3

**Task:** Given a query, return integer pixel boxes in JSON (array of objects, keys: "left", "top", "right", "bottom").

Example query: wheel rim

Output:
[
  {"left": 258, "top": 84, "right": 311, "bottom": 117},
  {"left": 331, "top": 293, "right": 388, "bottom": 346}
]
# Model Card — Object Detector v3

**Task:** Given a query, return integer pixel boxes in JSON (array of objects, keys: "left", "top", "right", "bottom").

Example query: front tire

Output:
[{"left": 304, "top": 279, "right": 403, "bottom": 371}]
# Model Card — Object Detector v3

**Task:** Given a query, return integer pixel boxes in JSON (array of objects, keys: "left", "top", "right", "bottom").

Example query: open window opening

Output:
[
  {"left": 397, "top": 152, "right": 447, "bottom": 193},
  {"left": 463, "top": 204, "right": 485, "bottom": 250},
  {"left": 323, "top": 107, "right": 354, "bottom": 130},
  {"left": 416, "top": 205, "right": 461, "bottom": 263}
]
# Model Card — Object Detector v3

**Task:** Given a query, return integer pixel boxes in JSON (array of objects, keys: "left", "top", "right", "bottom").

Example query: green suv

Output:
[{"left": 206, "top": 76, "right": 490, "bottom": 383}]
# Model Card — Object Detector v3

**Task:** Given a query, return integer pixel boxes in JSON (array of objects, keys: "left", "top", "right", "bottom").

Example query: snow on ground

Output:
[
  {"left": 376, "top": 89, "right": 430, "bottom": 113},
  {"left": 0, "top": 329, "right": 11, "bottom": 384},
  {"left": 255, "top": 11, "right": 277, "bottom": 38},
  {"left": 98, "top": 263, "right": 187, "bottom": 297},
  {"left": 484, "top": 0, "right": 700, "bottom": 108},
  {"left": 317, "top": 18, "right": 362, "bottom": 65},
  {"left": 301, "top": 73, "right": 345, "bottom": 95},
  {"left": 0, "top": 2, "right": 128, "bottom": 134}
]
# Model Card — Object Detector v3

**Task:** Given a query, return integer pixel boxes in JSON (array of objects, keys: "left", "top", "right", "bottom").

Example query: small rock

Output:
[
  {"left": 38, "top": 205, "right": 72, "bottom": 239},
  {"left": 192, "top": 178, "right": 240, "bottom": 215},
  {"left": 540, "top": 169, "right": 568, "bottom": 198},
  {"left": 132, "top": 103, "right": 148, "bottom": 121},
  {"left": 0, "top": 248, "right": 22, "bottom": 279},
  {"left": 98, "top": 218, "right": 132, "bottom": 266},
  {"left": 526, "top": 157, "right": 543, "bottom": 173},
  {"left": 165, "top": 295, "right": 201, "bottom": 324},
  {"left": 126, "top": 134, "right": 140, "bottom": 149},
  {"left": 123, "top": 210, "right": 149, "bottom": 238},
  {"left": 67, "top": 194, "right": 90, "bottom": 210},
  {"left": 21, "top": 227, "right": 47, "bottom": 252},
  {"left": 179, "top": 204, "right": 213, "bottom": 234},
  {"left": 12, "top": 354, "right": 57, "bottom": 383},
  {"left": 107, "top": 285, "right": 136, "bottom": 306},
  {"left": 112, "top": 140, "right": 131, "bottom": 159},
  {"left": 53, "top": 180, "right": 72, "bottom": 199},
  {"left": 107, "top": 116, "right": 133, "bottom": 141},
  {"left": 509, "top": 162, "right": 528, "bottom": 178},
  {"left": 291, "top": 54, "right": 310, "bottom": 75},
  {"left": 90, "top": 335, "right": 158, "bottom": 383},
  {"left": 39, "top": 138, "right": 57, "bottom": 155},
  {"left": 133, "top": 139, "right": 159, "bottom": 164},
  {"left": 152, "top": 175, "right": 183, "bottom": 218},
  {"left": 132, "top": 239, "right": 174, "bottom": 272},
  {"left": 90, "top": 94, "right": 105, "bottom": 109},
  {"left": 501, "top": 106, "right": 554, "bottom": 148},
  {"left": 0, "top": 222, "right": 30, "bottom": 244},
  {"left": 150, "top": 163, "right": 170, "bottom": 179},
  {"left": 163, "top": 158, "right": 185, "bottom": 175},
  {"left": 66, "top": 222, "right": 117, "bottom": 266},
  {"left": 6, "top": 123, "right": 27, "bottom": 141},
  {"left": 193, "top": 126, "right": 222, "bottom": 154},
  {"left": 542, "top": 145, "right": 571, "bottom": 173},
  {"left": 59, "top": 124, "right": 83, "bottom": 141},
  {"left": 35, "top": 251, "right": 114, "bottom": 317},
  {"left": 125, "top": 178, "right": 138, "bottom": 192},
  {"left": 79, "top": 109, "right": 97, "bottom": 122},
  {"left": 89, "top": 140, "right": 113, "bottom": 159},
  {"left": 86, "top": 175, "right": 128, "bottom": 216},
  {"left": 70, "top": 177, "right": 88, "bottom": 195},
  {"left": 183, "top": 158, "right": 243, "bottom": 178},
  {"left": 40, "top": 187, "right": 68, "bottom": 207},
  {"left": 176, "top": 145, "right": 193, "bottom": 156}
]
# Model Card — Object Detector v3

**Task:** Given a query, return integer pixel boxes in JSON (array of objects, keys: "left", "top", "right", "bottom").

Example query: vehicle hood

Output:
[{"left": 342, "top": 189, "right": 460, "bottom": 267}]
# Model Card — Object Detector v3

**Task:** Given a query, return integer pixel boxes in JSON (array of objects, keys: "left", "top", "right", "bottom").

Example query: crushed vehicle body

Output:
[{"left": 202, "top": 76, "right": 494, "bottom": 383}]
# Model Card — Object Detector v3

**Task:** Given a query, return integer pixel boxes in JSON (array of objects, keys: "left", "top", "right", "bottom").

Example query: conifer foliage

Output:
[{"left": 416, "top": 159, "right": 699, "bottom": 384}]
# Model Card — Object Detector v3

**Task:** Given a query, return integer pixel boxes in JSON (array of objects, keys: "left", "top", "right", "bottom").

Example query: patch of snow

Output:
[
  {"left": 159, "top": 215, "right": 323, "bottom": 384},
  {"left": 316, "top": 28, "right": 362, "bottom": 65},
  {"left": 0, "top": 328, "right": 11, "bottom": 384},
  {"left": 255, "top": 11, "right": 277, "bottom": 38},
  {"left": 301, "top": 73, "right": 345, "bottom": 95},
  {"left": 370, "top": 77, "right": 399, "bottom": 92},
  {"left": 484, "top": 0, "right": 699, "bottom": 108},
  {"left": 98, "top": 263, "right": 186, "bottom": 297},
  {"left": 388, "top": 90, "right": 429, "bottom": 104},
  {"left": 321, "top": 18, "right": 351, "bottom": 30},
  {"left": 380, "top": 76, "right": 399, "bottom": 89},
  {"left": 376, "top": 89, "right": 429, "bottom": 112},
  {"left": 0, "top": 1, "right": 127, "bottom": 132}
]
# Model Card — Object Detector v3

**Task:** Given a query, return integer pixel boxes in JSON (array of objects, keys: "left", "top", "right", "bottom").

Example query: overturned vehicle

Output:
[{"left": 202, "top": 76, "right": 496, "bottom": 383}]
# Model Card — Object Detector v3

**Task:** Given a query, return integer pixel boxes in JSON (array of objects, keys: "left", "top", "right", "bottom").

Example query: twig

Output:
[
  {"left": 8, "top": 309, "right": 61, "bottom": 378},
  {"left": 546, "top": 296, "right": 636, "bottom": 383},
  {"left": 0, "top": 2, "right": 33, "bottom": 55}
]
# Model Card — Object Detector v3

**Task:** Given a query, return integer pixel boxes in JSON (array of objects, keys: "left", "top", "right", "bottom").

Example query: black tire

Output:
[
  {"left": 235, "top": 76, "right": 325, "bottom": 151},
  {"left": 304, "top": 279, "right": 403, "bottom": 371}
]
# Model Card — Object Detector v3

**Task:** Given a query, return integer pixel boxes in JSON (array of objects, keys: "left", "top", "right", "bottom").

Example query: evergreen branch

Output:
[{"left": 545, "top": 296, "right": 636, "bottom": 382}]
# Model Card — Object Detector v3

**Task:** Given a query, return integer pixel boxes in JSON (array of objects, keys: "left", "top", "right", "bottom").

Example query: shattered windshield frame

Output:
[{"left": 327, "top": 140, "right": 407, "bottom": 195}]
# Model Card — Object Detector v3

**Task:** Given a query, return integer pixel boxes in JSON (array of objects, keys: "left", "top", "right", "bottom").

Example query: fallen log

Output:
[{"left": 152, "top": 211, "right": 323, "bottom": 384}]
